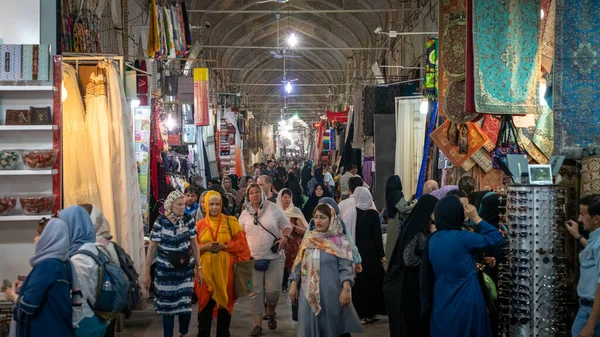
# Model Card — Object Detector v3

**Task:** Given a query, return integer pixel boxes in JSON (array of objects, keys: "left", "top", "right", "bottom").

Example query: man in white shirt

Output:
[
  {"left": 339, "top": 176, "right": 376, "bottom": 240},
  {"left": 340, "top": 164, "right": 370, "bottom": 201}
]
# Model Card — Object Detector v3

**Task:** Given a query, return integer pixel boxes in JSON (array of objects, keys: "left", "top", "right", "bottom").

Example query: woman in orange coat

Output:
[{"left": 195, "top": 191, "right": 251, "bottom": 337}]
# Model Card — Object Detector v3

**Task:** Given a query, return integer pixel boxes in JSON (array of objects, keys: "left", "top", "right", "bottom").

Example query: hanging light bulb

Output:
[
  {"left": 420, "top": 98, "right": 429, "bottom": 115},
  {"left": 61, "top": 82, "right": 68, "bottom": 102},
  {"left": 285, "top": 81, "right": 293, "bottom": 94},
  {"left": 130, "top": 99, "right": 141, "bottom": 109},
  {"left": 288, "top": 33, "right": 298, "bottom": 47}
]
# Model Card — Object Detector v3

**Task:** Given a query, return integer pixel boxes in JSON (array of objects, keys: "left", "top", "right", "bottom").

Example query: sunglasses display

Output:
[{"left": 497, "top": 185, "right": 572, "bottom": 337}]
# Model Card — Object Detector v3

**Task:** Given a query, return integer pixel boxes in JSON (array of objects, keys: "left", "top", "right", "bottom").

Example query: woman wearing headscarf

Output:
[
  {"left": 209, "top": 183, "right": 231, "bottom": 216},
  {"left": 383, "top": 195, "right": 438, "bottom": 337},
  {"left": 289, "top": 203, "right": 363, "bottom": 337},
  {"left": 142, "top": 191, "right": 201, "bottom": 337},
  {"left": 195, "top": 191, "right": 251, "bottom": 337},
  {"left": 195, "top": 190, "right": 209, "bottom": 223},
  {"left": 78, "top": 204, "right": 119, "bottom": 337},
  {"left": 284, "top": 172, "right": 304, "bottom": 208},
  {"left": 305, "top": 198, "right": 363, "bottom": 273},
  {"left": 239, "top": 184, "right": 292, "bottom": 337},
  {"left": 385, "top": 176, "right": 412, "bottom": 261},
  {"left": 302, "top": 183, "right": 330, "bottom": 222},
  {"left": 420, "top": 197, "right": 505, "bottom": 337},
  {"left": 276, "top": 188, "right": 309, "bottom": 291},
  {"left": 60, "top": 205, "right": 108, "bottom": 337},
  {"left": 301, "top": 160, "right": 313, "bottom": 196},
  {"left": 352, "top": 187, "right": 386, "bottom": 324},
  {"left": 7, "top": 219, "right": 76, "bottom": 337},
  {"left": 221, "top": 176, "right": 237, "bottom": 213},
  {"left": 469, "top": 191, "right": 506, "bottom": 337}
]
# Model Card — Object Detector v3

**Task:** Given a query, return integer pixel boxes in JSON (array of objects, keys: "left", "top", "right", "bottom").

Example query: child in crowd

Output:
[{"left": 184, "top": 186, "right": 199, "bottom": 218}]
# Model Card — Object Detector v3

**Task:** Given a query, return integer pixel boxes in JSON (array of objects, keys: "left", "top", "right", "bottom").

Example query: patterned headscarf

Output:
[
  {"left": 90, "top": 205, "right": 112, "bottom": 247},
  {"left": 165, "top": 190, "right": 185, "bottom": 221},
  {"left": 292, "top": 205, "right": 353, "bottom": 314}
]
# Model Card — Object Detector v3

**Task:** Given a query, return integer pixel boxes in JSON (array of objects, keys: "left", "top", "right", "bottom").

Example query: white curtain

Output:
[
  {"left": 395, "top": 98, "right": 427, "bottom": 197},
  {"left": 85, "top": 61, "right": 145, "bottom": 274},
  {"left": 62, "top": 63, "right": 102, "bottom": 208}
]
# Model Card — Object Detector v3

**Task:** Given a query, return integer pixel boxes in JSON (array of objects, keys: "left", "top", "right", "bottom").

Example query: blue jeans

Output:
[
  {"left": 163, "top": 313, "right": 192, "bottom": 337},
  {"left": 572, "top": 305, "right": 600, "bottom": 337},
  {"left": 76, "top": 316, "right": 107, "bottom": 337}
]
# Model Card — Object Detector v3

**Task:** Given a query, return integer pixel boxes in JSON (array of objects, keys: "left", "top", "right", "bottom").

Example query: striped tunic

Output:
[{"left": 151, "top": 214, "right": 197, "bottom": 315}]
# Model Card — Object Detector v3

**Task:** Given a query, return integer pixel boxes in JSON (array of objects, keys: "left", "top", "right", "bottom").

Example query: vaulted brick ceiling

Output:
[{"left": 188, "top": 0, "right": 402, "bottom": 121}]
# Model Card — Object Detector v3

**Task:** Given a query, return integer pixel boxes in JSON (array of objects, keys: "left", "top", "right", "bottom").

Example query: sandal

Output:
[
  {"left": 250, "top": 326, "right": 263, "bottom": 337},
  {"left": 267, "top": 312, "right": 277, "bottom": 330}
]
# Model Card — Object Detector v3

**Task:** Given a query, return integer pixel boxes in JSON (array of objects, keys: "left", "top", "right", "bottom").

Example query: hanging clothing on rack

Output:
[{"left": 147, "top": 2, "right": 191, "bottom": 58}]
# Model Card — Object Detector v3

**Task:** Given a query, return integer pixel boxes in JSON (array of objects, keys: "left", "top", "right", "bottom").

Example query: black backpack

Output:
[{"left": 113, "top": 243, "right": 142, "bottom": 318}]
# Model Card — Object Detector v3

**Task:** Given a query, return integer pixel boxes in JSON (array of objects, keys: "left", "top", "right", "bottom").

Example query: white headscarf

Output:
[
  {"left": 276, "top": 188, "right": 309, "bottom": 229},
  {"left": 354, "top": 187, "right": 373, "bottom": 211},
  {"left": 90, "top": 205, "right": 112, "bottom": 247}
]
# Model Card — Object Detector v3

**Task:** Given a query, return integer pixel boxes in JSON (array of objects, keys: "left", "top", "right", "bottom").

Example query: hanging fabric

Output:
[
  {"left": 86, "top": 61, "right": 145, "bottom": 273},
  {"left": 416, "top": 101, "right": 438, "bottom": 197},
  {"left": 552, "top": 0, "right": 600, "bottom": 157},
  {"left": 62, "top": 63, "right": 102, "bottom": 208},
  {"left": 473, "top": 0, "right": 541, "bottom": 114},
  {"left": 147, "top": 2, "right": 191, "bottom": 58}
]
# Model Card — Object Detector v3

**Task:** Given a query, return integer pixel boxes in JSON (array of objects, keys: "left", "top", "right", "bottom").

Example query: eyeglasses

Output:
[
  {"left": 508, "top": 215, "right": 533, "bottom": 221},
  {"left": 508, "top": 205, "right": 529, "bottom": 212},
  {"left": 509, "top": 231, "right": 532, "bottom": 238},
  {"left": 509, "top": 191, "right": 532, "bottom": 197}
]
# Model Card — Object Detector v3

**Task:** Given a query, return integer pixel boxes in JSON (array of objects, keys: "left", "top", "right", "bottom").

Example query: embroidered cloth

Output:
[{"left": 473, "top": 0, "right": 541, "bottom": 114}]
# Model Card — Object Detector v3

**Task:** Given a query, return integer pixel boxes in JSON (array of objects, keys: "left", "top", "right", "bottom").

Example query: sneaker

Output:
[
  {"left": 250, "top": 326, "right": 262, "bottom": 337},
  {"left": 267, "top": 312, "right": 277, "bottom": 330}
]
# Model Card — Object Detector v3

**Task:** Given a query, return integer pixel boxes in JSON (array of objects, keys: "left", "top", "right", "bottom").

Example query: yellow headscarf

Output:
[{"left": 198, "top": 191, "right": 242, "bottom": 308}]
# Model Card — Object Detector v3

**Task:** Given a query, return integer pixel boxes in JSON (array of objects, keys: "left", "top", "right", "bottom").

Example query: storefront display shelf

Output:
[
  {"left": 0, "top": 215, "right": 46, "bottom": 222},
  {"left": 0, "top": 85, "right": 55, "bottom": 91},
  {"left": 0, "top": 125, "right": 57, "bottom": 131},
  {"left": 0, "top": 169, "right": 57, "bottom": 175}
]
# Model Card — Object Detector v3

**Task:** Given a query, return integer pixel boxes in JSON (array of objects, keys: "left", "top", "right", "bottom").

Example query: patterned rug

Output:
[
  {"left": 553, "top": 0, "right": 600, "bottom": 157},
  {"left": 438, "top": 0, "right": 467, "bottom": 118},
  {"left": 473, "top": 0, "right": 541, "bottom": 114},
  {"left": 431, "top": 120, "right": 489, "bottom": 167}
]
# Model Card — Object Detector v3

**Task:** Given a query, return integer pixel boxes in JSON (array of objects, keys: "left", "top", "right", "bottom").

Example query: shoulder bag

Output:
[
  {"left": 252, "top": 214, "right": 281, "bottom": 271},
  {"left": 225, "top": 217, "right": 255, "bottom": 298},
  {"left": 491, "top": 115, "right": 522, "bottom": 169}
]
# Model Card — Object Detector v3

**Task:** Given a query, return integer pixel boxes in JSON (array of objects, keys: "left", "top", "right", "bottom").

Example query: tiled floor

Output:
[{"left": 123, "top": 295, "right": 390, "bottom": 337}]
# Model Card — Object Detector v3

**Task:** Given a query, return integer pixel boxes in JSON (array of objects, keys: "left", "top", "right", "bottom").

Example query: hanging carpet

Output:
[
  {"left": 473, "top": 0, "right": 541, "bottom": 114},
  {"left": 553, "top": 0, "right": 600, "bottom": 157}
]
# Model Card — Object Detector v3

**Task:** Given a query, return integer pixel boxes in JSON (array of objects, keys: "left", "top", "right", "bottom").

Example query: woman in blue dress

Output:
[
  {"left": 420, "top": 196, "right": 504, "bottom": 337},
  {"left": 7, "top": 219, "right": 76, "bottom": 337},
  {"left": 143, "top": 191, "right": 202, "bottom": 337}
]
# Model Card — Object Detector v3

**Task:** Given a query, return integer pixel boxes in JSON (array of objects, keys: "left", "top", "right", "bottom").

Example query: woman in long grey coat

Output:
[{"left": 289, "top": 203, "right": 363, "bottom": 337}]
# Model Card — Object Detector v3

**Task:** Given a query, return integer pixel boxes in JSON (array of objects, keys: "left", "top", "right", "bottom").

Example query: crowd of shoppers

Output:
[{"left": 8, "top": 155, "right": 600, "bottom": 337}]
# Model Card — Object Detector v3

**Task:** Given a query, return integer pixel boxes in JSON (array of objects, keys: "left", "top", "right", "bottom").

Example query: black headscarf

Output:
[
  {"left": 396, "top": 195, "right": 438, "bottom": 264},
  {"left": 420, "top": 196, "right": 465, "bottom": 316},
  {"left": 285, "top": 172, "right": 304, "bottom": 208},
  {"left": 302, "top": 183, "right": 331, "bottom": 220},
  {"left": 314, "top": 167, "right": 324, "bottom": 182},
  {"left": 478, "top": 193, "right": 503, "bottom": 227},
  {"left": 386, "top": 175, "right": 404, "bottom": 219},
  {"left": 384, "top": 194, "right": 438, "bottom": 334}
]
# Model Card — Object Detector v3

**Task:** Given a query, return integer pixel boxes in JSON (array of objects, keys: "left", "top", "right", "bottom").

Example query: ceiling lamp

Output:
[
  {"left": 285, "top": 81, "right": 293, "bottom": 94},
  {"left": 288, "top": 33, "right": 298, "bottom": 47}
]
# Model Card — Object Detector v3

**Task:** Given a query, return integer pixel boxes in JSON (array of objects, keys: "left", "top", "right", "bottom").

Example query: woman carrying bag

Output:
[{"left": 195, "top": 191, "right": 250, "bottom": 337}]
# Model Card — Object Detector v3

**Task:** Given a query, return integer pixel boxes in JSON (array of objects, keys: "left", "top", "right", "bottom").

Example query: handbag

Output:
[
  {"left": 253, "top": 214, "right": 281, "bottom": 254},
  {"left": 167, "top": 250, "right": 191, "bottom": 270},
  {"left": 491, "top": 115, "right": 522, "bottom": 169},
  {"left": 225, "top": 217, "right": 255, "bottom": 297}
]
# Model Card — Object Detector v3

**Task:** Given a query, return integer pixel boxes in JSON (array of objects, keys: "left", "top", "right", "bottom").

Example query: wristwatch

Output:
[{"left": 578, "top": 235, "right": 584, "bottom": 242}]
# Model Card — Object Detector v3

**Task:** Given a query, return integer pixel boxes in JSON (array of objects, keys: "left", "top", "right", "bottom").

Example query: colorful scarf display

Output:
[
  {"left": 146, "top": 1, "right": 192, "bottom": 58},
  {"left": 291, "top": 205, "right": 353, "bottom": 314},
  {"left": 553, "top": 0, "right": 600, "bottom": 157},
  {"left": 425, "top": 38, "right": 438, "bottom": 98},
  {"left": 473, "top": 0, "right": 541, "bottom": 114}
]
